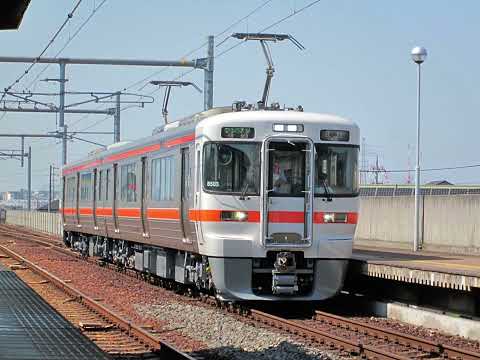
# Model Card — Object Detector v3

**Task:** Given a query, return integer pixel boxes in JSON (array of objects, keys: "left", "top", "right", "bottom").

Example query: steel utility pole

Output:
[
  {"left": 204, "top": 35, "right": 214, "bottom": 110},
  {"left": 48, "top": 165, "right": 52, "bottom": 213},
  {"left": 410, "top": 46, "right": 428, "bottom": 252},
  {"left": 0, "top": 51, "right": 214, "bottom": 164},
  {"left": 27, "top": 146, "right": 31, "bottom": 211},
  {"left": 114, "top": 92, "right": 120, "bottom": 143}
]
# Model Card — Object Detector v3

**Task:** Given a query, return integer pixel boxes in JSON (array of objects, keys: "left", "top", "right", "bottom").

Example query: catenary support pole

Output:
[
  {"left": 48, "top": 165, "right": 52, "bottom": 213},
  {"left": 204, "top": 35, "right": 214, "bottom": 110},
  {"left": 20, "top": 136, "right": 24, "bottom": 167},
  {"left": 114, "top": 92, "right": 120, "bottom": 142},
  {"left": 59, "top": 62, "right": 67, "bottom": 165},
  {"left": 27, "top": 146, "right": 31, "bottom": 211},
  {"left": 63, "top": 124, "right": 68, "bottom": 165}
]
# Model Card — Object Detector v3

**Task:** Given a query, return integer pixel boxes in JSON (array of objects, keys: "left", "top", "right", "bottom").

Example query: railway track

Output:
[
  {"left": 0, "top": 239, "right": 196, "bottom": 360},
  {"left": 2, "top": 225, "right": 480, "bottom": 360}
]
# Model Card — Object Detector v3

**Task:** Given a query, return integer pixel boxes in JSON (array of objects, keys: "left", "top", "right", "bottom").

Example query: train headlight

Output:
[
  {"left": 323, "top": 213, "right": 335, "bottom": 223},
  {"left": 323, "top": 213, "right": 348, "bottom": 223},
  {"left": 221, "top": 211, "right": 248, "bottom": 222}
]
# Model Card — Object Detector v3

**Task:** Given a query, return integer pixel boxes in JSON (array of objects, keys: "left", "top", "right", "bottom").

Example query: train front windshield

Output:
[
  {"left": 203, "top": 142, "right": 261, "bottom": 195},
  {"left": 315, "top": 145, "right": 359, "bottom": 196},
  {"left": 203, "top": 142, "right": 359, "bottom": 197}
]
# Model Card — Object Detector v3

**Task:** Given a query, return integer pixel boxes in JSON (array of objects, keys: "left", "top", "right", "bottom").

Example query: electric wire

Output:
[
  {"left": 70, "top": 0, "right": 277, "bottom": 131},
  {"left": 216, "top": 0, "right": 322, "bottom": 59},
  {"left": 0, "top": 0, "right": 84, "bottom": 103},
  {"left": 26, "top": 0, "right": 109, "bottom": 92},
  {"left": 124, "top": 0, "right": 275, "bottom": 93},
  {"left": 361, "top": 164, "right": 480, "bottom": 174}
]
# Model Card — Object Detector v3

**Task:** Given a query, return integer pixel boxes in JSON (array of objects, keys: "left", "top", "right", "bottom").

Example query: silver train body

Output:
[{"left": 62, "top": 106, "right": 360, "bottom": 301}]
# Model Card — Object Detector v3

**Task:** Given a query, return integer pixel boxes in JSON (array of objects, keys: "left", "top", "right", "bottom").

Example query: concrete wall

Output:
[
  {"left": 6, "top": 210, "right": 62, "bottom": 236},
  {"left": 355, "top": 195, "right": 480, "bottom": 254}
]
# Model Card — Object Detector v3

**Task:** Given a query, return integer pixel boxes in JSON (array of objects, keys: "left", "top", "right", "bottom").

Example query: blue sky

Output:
[{"left": 0, "top": 0, "right": 478, "bottom": 191}]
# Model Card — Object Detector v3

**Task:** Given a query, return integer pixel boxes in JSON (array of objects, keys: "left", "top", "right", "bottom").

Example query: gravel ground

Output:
[
  {"left": 352, "top": 316, "right": 480, "bottom": 353},
  {"left": 136, "top": 302, "right": 341, "bottom": 360},
  {"left": 0, "top": 238, "right": 342, "bottom": 359}
]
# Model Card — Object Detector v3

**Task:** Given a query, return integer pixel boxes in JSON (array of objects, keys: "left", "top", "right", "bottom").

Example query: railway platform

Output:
[
  {"left": 0, "top": 262, "right": 108, "bottom": 360},
  {"left": 350, "top": 245, "right": 480, "bottom": 291}
]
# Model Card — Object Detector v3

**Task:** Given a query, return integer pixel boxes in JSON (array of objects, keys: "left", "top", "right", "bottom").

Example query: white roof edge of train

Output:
[{"left": 64, "top": 106, "right": 357, "bottom": 169}]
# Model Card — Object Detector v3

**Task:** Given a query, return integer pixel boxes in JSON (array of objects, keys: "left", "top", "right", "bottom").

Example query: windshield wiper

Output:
[
  {"left": 239, "top": 182, "right": 250, "bottom": 200},
  {"left": 322, "top": 179, "right": 333, "bottom": 202}
]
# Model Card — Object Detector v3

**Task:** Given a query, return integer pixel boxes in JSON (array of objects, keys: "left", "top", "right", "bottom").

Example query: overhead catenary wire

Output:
[
  {"left": 361, "top": 163, "right": 480, "bottom": 173},
  {"left": 0, "top": 0, "right": 84, "bottom": 103},
  {"left": 125, "top": 0, "right": 276, "bottom": 93},
  {"left": 26, "top": 0, "right": 109, "bottom": 92},
  {"left": 216, "top": 0, "right": 322, "bottom": 59},
  {"left": 70, "top": 0, "right": 277, "bottom": 130}
]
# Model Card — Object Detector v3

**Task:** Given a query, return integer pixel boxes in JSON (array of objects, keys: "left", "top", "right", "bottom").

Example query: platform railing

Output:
[{"left": 5, "top": 210, "right": 62, "bottom": 236}]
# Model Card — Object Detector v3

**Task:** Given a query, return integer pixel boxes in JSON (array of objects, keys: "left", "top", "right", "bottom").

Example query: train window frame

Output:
[
  {"left": 314, "top": 143, "right": 360, "bottom": 198},
  {"left": 151, "top": 155, "right": 175, "bottom": 201},
  {"left": 202, "top": 141, "right": 261, "bottom": 196},
  {"left": 80, "top": 172, "right": 92, "bottom": 202},
  {"left": 120, "top": 162, "right": 138, "bottom": 203},
  {"left": 105, "top": 168, "right": 110, "bottom": 201},
  {"left": 98, "top": 170, "right": 103, "bottom": 201},
  {"left": 66, "top": 176, "right": 76, "bottom": 203}
]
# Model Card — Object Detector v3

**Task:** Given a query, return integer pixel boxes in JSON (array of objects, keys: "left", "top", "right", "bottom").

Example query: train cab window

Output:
[
  {"left": 314, "top": 145, "right": 359, "bottom": 196},
  {"left": 66, "top": 177, "right": 76, "bottom": 203},
  {"left": 80, "top": 173, "right": 92, "bottom": 201},
  {"left": 151, "top": 156, "right": 175, "bottom": 201},
  {"left": 268, "top": 142, "right": 306, "bottom": 196},
  {"left": 203, "top": 142, "right": 260, "bottom": 194},
  {"left": 120, "top": 163, "right": 137, "bottom": 202}
]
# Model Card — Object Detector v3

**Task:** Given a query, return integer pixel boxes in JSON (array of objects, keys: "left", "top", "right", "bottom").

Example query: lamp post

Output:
[{"left": 411, "top": 46, "right": 427, "bottom": 252}]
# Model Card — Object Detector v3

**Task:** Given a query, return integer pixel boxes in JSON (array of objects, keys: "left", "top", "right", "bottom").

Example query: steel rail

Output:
[
  {"left": 3, "top": 225, "right": 480, "bottom": 360},
  {"left": 315, "top": 310, "right": 480, "bottom": 360},
  {"left": 0, "top": 243, "right": 195, "bottom": 360},
  {"left": 250, "top": 309, "right": 412, "bottom": 360}
]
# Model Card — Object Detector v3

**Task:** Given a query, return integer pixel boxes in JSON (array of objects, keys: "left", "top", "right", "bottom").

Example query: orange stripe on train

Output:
[{"left": 63, "top": 207, "right": 357, "bottom": 224}]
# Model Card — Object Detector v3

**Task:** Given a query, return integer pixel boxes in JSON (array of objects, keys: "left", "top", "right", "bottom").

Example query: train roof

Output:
[{"left": 63, "top": 106, "right": 358, "bottom": 172}]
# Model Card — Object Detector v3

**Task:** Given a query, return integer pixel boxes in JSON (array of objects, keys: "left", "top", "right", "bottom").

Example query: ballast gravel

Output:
[{"left": 136, "top": 302, "right": 341, "bottom": 360}]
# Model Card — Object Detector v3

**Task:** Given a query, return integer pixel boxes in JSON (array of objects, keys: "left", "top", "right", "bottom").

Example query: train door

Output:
[
  {"left": 113, "top": 163, "right": 119, "bottom": 232},
  {"left": 104, "top": 168, "right": 110, "bottom": 234},
  {"left": 140, "top": 157, "right": 148, "bottom": 236},
  {"left": 61, "top": 176, "right": 66, "bottom": 226},
  {"left": 261, "top": 137, "right": 314, "bottom": 247},
  {"left": 75, "top": 172, "right": 80, "bottom": 226},
  {"left": 194, "top": 145, "right": 204, "bottom": 244},
  {"left": 93, "top": 169, "right": 98, "bottom": 229},
  {"left": 180, "top": 147, "right": 193, "bottom": 243}
]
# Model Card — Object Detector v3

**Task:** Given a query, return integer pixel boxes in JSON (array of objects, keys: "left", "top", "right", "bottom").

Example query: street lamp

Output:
[{"left": 411, "top": 46, "right": 427, "bottom": 252}]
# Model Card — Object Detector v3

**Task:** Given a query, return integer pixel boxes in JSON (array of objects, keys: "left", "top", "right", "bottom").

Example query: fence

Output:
[
  {"left": 355, "top": 195, "right": 480, "bottom": 254},
  {"left": 6, "top": 210, "right": 62, "bottom": 237}
]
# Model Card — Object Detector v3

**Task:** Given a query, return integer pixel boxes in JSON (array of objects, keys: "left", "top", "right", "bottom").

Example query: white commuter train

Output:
[{"left": 62, "top": 104, "right": 359, "bottom": 301}]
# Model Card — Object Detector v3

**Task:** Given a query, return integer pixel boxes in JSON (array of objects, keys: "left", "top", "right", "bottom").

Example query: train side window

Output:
[
  {"left": 98, "top": 170, "right": 103, "bottom": 201},
  {"left": 66, "top": 177, "right": 76, "bottom": 203},
  {"left": 151, "top": 156, "right": 175, "bottom": 201},
  {"left": 105, "top": 169, "right": 110, "bottom": 201},
  {"left": 120, "top": 163, "right": 137, "bottom": 202},
  {"left": 80, "top": 173, "right": 92, "bottom": 201}
]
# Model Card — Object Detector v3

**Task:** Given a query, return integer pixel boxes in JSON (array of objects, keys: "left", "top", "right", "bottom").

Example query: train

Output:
[{"left": 62, "top": 102, "right": 360, "bottom": 301}]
